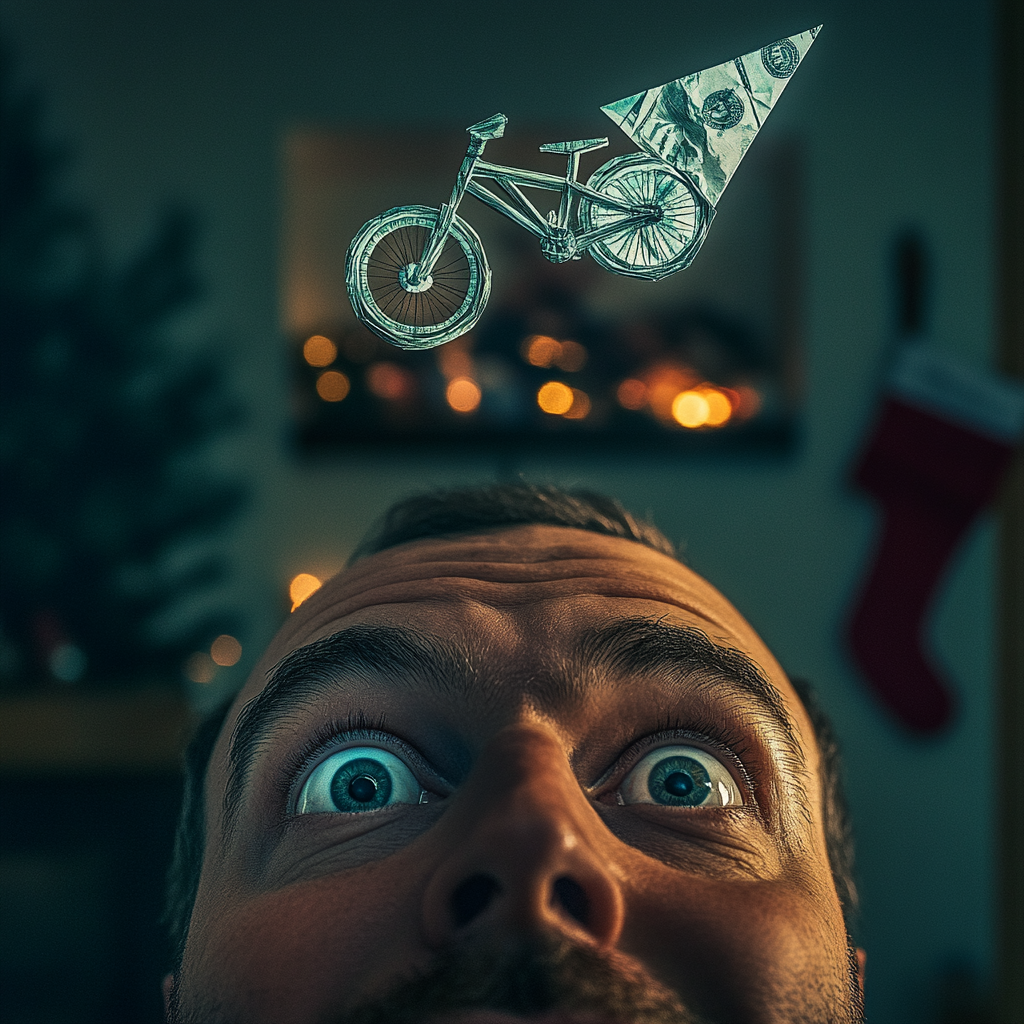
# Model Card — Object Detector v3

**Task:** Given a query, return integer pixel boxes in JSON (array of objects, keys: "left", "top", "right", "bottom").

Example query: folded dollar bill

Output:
[{"left": 602, "top": 26, "right": 821, "bottom": 208}]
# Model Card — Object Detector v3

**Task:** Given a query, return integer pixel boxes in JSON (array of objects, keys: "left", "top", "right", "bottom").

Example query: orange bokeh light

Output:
[
  {"left": 316, "top": 370, "right": 350, "bottom": 402},
  {"left": 522, "top": 334, "right": 562, "bottom": 368},
  {"left": 643, "top": 362, "right": 699, "bottom": 422},
  {"left": 183, "top": 651, "right": 216, "bottom": 684},
  {"left": 732, "top": 385, "right": 762, "bottom": 420},
  {"left": 303, "top": 334, "right": 338, "bottom": 367},
  {"left": 210, "top": 634, "right": 242, "bottom": 667},
  {"left": 616, "top": 378, "right": 648, "bottom": 410},
  {"left": 437, "top": 345, "right": 473, "bottom": 380},
  {"left": 537, "top": 381, "right": 574, "bottom": 415},
  {"left": 554, "top": 340, "right": 588, "bottom": 372},
  {"left": 672, "top": 390, "right": 711, "bottom": 428},
  {"left": 563, "top": 388, "right": 591, "bottom": 419},
  {"left": 701, "top": 387, "right": 733, "bottom": 427},
  {"left": 289, "top": 573, "right": 322, "bottom": 612},
  {"left": 366, "top": 362, "right": 415, "bottom": 402},
  {"left": 446, "top": 376, "right": 482, "bottom": 413}
]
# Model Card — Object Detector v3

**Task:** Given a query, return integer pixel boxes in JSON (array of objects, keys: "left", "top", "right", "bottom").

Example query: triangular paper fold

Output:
[{"left": 601, "top": 26, "right": 820, "bottom": 207}]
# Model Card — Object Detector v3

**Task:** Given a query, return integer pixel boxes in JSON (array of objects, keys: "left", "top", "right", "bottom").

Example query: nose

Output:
[{"left": 421, "top": 725, "right": 624, "bottom": 949}]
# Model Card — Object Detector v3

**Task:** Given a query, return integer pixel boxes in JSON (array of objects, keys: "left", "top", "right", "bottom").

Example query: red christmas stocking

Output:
[{"left": 848, "top": 345, "right": 1024, "bottom": 733}]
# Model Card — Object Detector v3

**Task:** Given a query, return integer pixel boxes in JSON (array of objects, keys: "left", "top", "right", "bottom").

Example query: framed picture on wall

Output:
[{"left": 282, "top": 124, "right": 804, "bottom": 453}]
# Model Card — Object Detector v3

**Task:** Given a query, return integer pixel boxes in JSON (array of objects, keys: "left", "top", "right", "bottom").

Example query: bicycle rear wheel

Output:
[
  {"left": 346, "top": 205, "right": 490, "bottom": 350},
  {"left": 578, "top": 154, "right": 712, "bottom": 280}
]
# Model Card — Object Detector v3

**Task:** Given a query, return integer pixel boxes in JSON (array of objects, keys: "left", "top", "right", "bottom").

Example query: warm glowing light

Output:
[
  {"left": 522, "top": 335, "right": 561, "bottom": 368},
  {"left": 210, "top": 634, "right": 242, "bottom": 667},
  {"left": 732, "top": 385, "right": 762, "bottom": 420},
  {"left": 446, "top": 376, "right": 482, "bottom": 413},
  {"left": 437, "top": 344, "right": 473, "bottom": 380},
  {"left": 563, "top": 388, "right": 591, "bottom": 419},
  {"left": 672, "top": 390, "right": 711, "bottom": 428},
  {"left": 554, "top": 340, "right": 588, "bottom": 372},
  {"left": 316, "top": 370, "right": 350, "bottom": 402},
  {"left": 537, "top": 381, "right": 574, "bottom": 415},
  {"left": 289, "top": 573, "right": 323, "bottom": 612},
  {"left": 366, "top": 362, "right": 415, "bottom": 402},
  {"left": 184, "top": 651, "right": 216, "bottom": 684},
  {"left": 616, "top": 378, "right": 648, "bottom": 410},
  {"left": 303, "top": 334, "right": 337, "bottom": 367},
  {"left": 701, "top": 388, "right": 733, "bottom": 427},
  {"left": 644, "top": 362, "right": 700, "bottom": 422}
]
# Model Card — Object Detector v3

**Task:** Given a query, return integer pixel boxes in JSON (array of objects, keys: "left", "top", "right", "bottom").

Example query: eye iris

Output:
[
  {"left": 329, "top": 757, "right": 393, "bottom": 811},
  {"left": 648, "top": 755, "right": 712, "bottom": 806}
]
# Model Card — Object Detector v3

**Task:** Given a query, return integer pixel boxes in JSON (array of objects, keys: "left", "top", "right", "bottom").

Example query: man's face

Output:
[{"left": 173, "top": 526, "right": 861, "bottom": 1023}]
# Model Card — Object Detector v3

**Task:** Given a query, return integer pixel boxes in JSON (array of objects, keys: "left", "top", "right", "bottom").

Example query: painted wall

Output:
[{"left": 0, "top": 1, "right": 996, "bottom": 1019}]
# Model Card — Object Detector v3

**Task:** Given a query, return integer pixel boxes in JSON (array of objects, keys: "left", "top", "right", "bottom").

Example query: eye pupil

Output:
[
  {"left": 348, "top": 775, "right": 378, "bottom": 802},
  {"left": 329, "top": 757, "right": 392, "bottom": 811},
  {"left": 663, "top": 771, "right": 694, "bottom": 797},
  {"left": 648, "top": 754, "right": 712, "bottom": 806}
]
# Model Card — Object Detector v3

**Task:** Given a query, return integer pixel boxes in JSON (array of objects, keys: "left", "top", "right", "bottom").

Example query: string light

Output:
[
  {"left": 303, "top": 335, "right": 337, "bottom": 367},
  {"left": 522, "top": 335, "right": 561, "bottom": 368},
  {"left": 672, "top": 390, "right": 711, "bottom": 428},
  {"left": 289, "top": 573, "right": 323, "bottom": 612},
  {"left": 702, "top": 388, "right": 732, "bottom": 426},
  {"left": 563, "top": 388, "right": 591, "bottom": 419},
  {"left": 521, "top": 335, "right": 588, "bottom": 372},
  {"left": 184, "top": 651, "right": 216, "bottom": 684},
  {"left": 616, "top": 378, "right": 648, "bottom": 410},
  {"left": 446, "top": 377, "right": 482, "bottom": 413},
  {"left": 537, "top": 381, "right": 574, "bottom": 415},
  {"left": 366, "top": 362, "right": 415, "bottom": 402},
  {"left": 554, "top": 340, "right": 587, "bottom": 372},
  {"left": 210, "top": 634, "right": 242, "bottom": 667},
  {"left": 316, "top": 370, "right": 350, "bottom": 402}
]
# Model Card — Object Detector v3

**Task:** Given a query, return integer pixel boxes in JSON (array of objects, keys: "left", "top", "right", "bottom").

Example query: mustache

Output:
[{"left": 330, "top": 934, "right": 705, "bottom": 1024}]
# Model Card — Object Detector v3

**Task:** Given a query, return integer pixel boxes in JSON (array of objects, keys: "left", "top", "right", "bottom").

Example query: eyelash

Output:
[
  {"left": 598, "top": 713, "right": 756, "bottom": 798},
  {"left": 277, "top": 711, "right": 399, "bottom": 810},
  {"left": 276, "top": 711, "right": 757, "bottom": 812}
]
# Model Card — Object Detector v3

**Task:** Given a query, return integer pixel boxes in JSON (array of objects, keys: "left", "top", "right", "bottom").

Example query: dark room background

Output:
[{"left": 0, "top": 1, "right": 1017, "bottom": 1022}]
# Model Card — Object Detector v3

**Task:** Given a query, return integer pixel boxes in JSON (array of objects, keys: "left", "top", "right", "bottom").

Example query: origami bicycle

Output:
[{"left": 345, "top": 27, "right": 819, "bottom": 350}]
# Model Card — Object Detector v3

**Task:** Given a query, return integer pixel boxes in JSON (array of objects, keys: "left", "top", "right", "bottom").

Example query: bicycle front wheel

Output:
[
  {"left": 345, "top": 205, "right": 490, "bottom": 350},
  {"left": 578, "top": 154, "right": 712, "bottom": 281}
]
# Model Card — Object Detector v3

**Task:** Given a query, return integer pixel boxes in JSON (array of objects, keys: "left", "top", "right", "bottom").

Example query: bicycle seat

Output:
[
  {"left": 539, "top": 137, "right": 609, "bottom": 155},
  {"left": 467, "top": 113, "right": 508, "bottom": 140}
]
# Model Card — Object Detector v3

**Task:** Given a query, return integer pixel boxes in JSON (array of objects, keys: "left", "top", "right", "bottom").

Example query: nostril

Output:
[
  {"left": 450, "top": 873, "right": 501, "bottom": 928},
  {"left": 552, "top": 876, "right": 590, "bottom": 927}
]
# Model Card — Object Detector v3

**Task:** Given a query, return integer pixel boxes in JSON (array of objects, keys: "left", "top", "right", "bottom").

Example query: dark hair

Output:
[
  {"left": 350, "top": 482, "right": 677, "bottom": 563},
  {"left": 164, "top": 483, "right": 857, "bottom": 968}
]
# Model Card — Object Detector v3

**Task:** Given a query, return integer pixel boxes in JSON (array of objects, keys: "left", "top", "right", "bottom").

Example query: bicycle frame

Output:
[{"left": 409, "top": 132, "right": 660, "bottom": 284}]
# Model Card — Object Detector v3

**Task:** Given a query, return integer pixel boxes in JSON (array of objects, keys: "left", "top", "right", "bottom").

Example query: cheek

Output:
[
  {"left": 182, "top": 864, "right": 425, "bottom": 1024},
  {"left": 624, "top": 870, "right": 850, "bottom": 1023}
]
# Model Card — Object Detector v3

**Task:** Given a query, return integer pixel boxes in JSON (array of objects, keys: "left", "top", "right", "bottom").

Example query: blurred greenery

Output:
[{"left": 0, "top": 42, "right": 246, "bottom": 689}]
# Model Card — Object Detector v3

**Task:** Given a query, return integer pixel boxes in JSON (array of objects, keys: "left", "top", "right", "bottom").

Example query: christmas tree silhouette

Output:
[{"left": 0, "top": 43, "right": 246, "bottom": 689}]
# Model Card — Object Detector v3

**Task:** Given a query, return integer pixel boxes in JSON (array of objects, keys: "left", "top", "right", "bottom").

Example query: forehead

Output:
[
  {"left": 238, "top": 525, "right": 802, "bottom": 721},
  {"left": 205, "top": 525, "right": 822, "bottom": 838}
]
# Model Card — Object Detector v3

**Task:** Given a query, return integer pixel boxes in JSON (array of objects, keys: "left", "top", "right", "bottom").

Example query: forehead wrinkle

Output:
[
  {"left": 279, "top": 576, "right": 738, "bottom": 659},
  {"left": 273, "top": 535, "right": 743, "bottom": 655}
]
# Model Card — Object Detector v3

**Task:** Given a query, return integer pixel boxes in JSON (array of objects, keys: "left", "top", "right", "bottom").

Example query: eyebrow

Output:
[
  {"left": 573, "top": 617, "right": 803, "bottom": 768},
  {"left": 223, "top": 618, "right": 803, "bottom": 827}
]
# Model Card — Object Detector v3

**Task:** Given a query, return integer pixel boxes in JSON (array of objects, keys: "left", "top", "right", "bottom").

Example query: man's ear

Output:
[
  {"left": 856, "top": 948, "right": 867, "bottom": 999},
  {"left": 162, "top": 973, "right": 175, "bottom": 1020}
]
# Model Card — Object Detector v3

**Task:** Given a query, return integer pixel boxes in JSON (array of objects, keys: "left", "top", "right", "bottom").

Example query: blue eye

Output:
[
  {"left": 297, "top": 746, "right": 422, "bottom": 814},
  {"left": 618, "top": 744, "right": 742, "bottom": 808}
]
